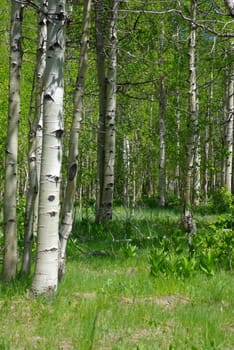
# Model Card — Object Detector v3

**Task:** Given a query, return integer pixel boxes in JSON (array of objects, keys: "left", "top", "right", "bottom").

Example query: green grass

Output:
[{"left": 0, "top": 207, "right": 233, "bottom": 349}]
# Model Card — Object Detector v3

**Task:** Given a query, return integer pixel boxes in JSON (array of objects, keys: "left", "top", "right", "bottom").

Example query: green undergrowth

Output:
[{"left": 0, "top": 206, "right": 233, "bottom": 349}]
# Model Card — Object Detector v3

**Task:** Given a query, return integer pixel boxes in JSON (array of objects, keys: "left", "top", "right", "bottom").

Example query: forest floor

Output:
[{"left": 0, "top": 206, "right": 233, "bottom": 349}]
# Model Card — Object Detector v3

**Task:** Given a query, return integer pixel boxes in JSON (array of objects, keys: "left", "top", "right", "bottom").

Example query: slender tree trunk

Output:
[
  {"left": 99, "top": 0, "right": 119, "bottom": 220},
  {"left": 95, "top": 0, "right": 119, "bottom": 222},
  {"left": 31, "top": 0, "right": 66, "bottom": 294},
  {"left": 123, "top": 137, "right": 130, "bottom": 207},
  {"left": 204, "top": 72, "right": 213, "bottom": 203},
  {"left": 158, "top": 21, "right": 166, "bottom": 208},
  {"left": 20, "top": 0, "right": 47, "bottom": 276},
  {"left": 58, "top": 0, "right": 92, "bottom": 278},
  {"left": 175, "top": 91, "right": 181, "bottom": 198},
  {"left": 95, "top": 0, "right": 107, "bottom": 223},
  {"left": 193, "top": 135, "right": 201, "bottom": 205},
  {"left": 224, "top": 48, "right": 234, "bottom": 192},
  {"left": 2, "top": 2, "right": 24, "bottom": 280},
  {"left": 158, "top": 76, "right": 166, "bottom": 207},
  {"left": 182, "top": 0, "right": 197, "bottom": 238},
  {"left": 224, "top": 1, "right": 234, "bottom": 193}
]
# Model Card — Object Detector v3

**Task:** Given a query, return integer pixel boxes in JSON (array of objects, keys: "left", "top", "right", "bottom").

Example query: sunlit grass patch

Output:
[{"left": 0, "top": 207, "right": 233, "bottom": 349}]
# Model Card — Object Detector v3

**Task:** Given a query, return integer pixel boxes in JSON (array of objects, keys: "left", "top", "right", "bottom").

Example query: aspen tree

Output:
[
  {"left": 59, "top": 0, "right": 92, "bottom": 278},
  {"left": 95, "top": 0, "right": 119, "bottom": 222},
  {"left": 21, "top": 0, "right": 47, "bottom": 276},
  {"left": 31, "top": 0, "right": 66, "bottom": 294},
  {"left": 94, "top": 0, "right": 107, "bottom": 223},
  {"left": 100, "top": 0, "right": 119, "bottom": 220},
  {"left": 224, "top": 0, "right": 234, "bottom": 192},
  {"left": 182, "top": 0, "right": 198, "bottom": 237},
  {"left": 158, "top": 22, "right": 166, "bottom": 208},
  {"left": 3, "top": 1, "right": 24, "bottom": 280},
  {"left": 225, "top": 49, "right": 234, "bottom": 192}
]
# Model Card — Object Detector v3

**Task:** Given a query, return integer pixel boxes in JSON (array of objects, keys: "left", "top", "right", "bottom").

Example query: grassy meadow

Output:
[{"left": 0, "top": 206, "right": 233, "bottom": 349}]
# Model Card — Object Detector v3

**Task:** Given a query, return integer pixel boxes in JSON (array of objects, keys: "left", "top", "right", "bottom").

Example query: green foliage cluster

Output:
[
  {"left": 149, "top": 213, "right": 234, "bottom": 279},
  {"left": 210, "top": 187, "right": 233, "bottom": 213}
]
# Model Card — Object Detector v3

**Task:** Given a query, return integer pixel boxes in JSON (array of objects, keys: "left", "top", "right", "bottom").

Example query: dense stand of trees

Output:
[{"left": 0, "top": 0, "right": 233, "bottom": 294}]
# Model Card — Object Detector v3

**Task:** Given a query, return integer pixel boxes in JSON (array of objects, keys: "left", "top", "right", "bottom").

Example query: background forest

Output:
[{"left": 0, "top": 1, "right": 233, "bottom": 348}]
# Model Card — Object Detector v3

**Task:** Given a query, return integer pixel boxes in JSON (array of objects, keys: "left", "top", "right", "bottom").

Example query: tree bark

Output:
[
  {"left": 95, "top": 0, "right": 119, "bottom": 222},
  {"left": 95, "top": 0, "right": 107, "bottom": 223},
  {"left": 20, "top": 0, "right": 47, "bottom": 276},
  {"left": 224, "top": 45, "right": 234, "bottom": 192},
  {"left": 99, "top": 0, "right": 119, "bottom": 220},
  {"left": 58, "top": 0, "right": 92, "bottom": 279},
  {"left": 158, "top": 76, "right": 166, "bottom": 207},
  {"left": 3, "top": 1, "right": 24, "bottom": 280},
  {"left": 182, "top": 0, "right": 198, "bottom": 237},
  {"left": 31, "top": 0, "right": 66, "bottom": 294}
]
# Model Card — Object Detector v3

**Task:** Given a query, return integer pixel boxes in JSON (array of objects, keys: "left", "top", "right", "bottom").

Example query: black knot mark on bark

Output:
[
  {"left": 68, "top": 162, "right": 77, "bottom": 181},
  {"left": 55, "top": 129, "right": 64, "bottom": 138},
  {"left": 49, "top": 211, "right": 57, "bottom": 217},
  {"left": 57, "top": 11, "right": 66, "bottom": 21},
  {"left": 48, "top": 195, "right": 55, "bottom": 201},
  {"left": 46, "top": 174, "right": 60, "bottom": 184}
]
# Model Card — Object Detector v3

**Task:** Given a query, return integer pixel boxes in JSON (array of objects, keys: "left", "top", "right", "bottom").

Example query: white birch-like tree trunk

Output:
[
  {"left": 159, "top": 76, "right": 166, "bottom": 207},
  {"left": 175, "top": 91, "right": 181, "bottom": 198},
  {"left": 95, "top": 0, "right": 107, "bottom": 223},
  {"left": 204, "top": 72, "right": 213, "bottom": 203},
  {"left": 193, "top": 136, "right": 201, "bottom": 205},
  {"left": 59, "top": 0, "right": 92, "bottom": 278},
  {"left": 224, "top": 0, "right": 234, "bottom": 192},
  {"left": 100, "top": 0, "right": 119, "bottom": 220},
  {"left": 21, "top": 0, "right": 47, "bottom": 276},
  {"left": 31, "top": 0, "right": 66, "bottom": 294},
  {"left": 123, "top": 137, "right": 130, "bottom": 206},
  {"left": 225, "top": 68, "right": 234, "bottom": 192},
  {"left": 182, "top": 0, "right": 197, "bottom": 237},
  {"left": 2, "top": 1, "right": 23, "bottom": 280},
  {"left": 158, "top": 21, "right": 166, "bottom": 208}
]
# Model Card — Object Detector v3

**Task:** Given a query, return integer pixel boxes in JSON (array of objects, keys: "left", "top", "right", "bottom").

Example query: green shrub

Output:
[{"left": 210, "top": 187, "right": 233, "bottom": 213}]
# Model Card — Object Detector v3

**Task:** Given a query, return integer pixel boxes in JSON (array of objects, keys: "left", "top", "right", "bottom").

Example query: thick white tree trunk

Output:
[
  {"left": 31, "top": 0, "right": 66, "bottom": 294},
  {"left": 3, "top": 2, "right": 23, "bottom": 280},
  {"left": 59, "top": 0, "right": 92, "bottom": 278},
  {"left": 21, "top": 0, "right": 47, "bottom": 276}
]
